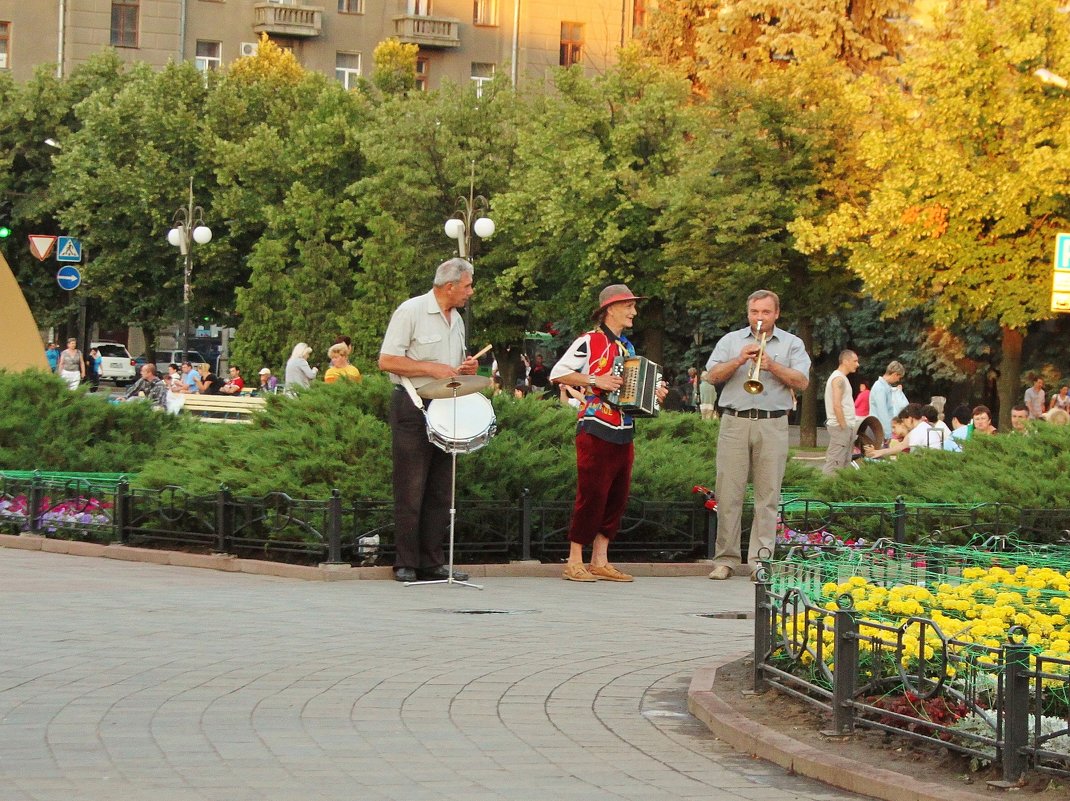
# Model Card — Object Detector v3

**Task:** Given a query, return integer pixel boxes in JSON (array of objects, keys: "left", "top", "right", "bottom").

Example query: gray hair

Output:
[
  {"left": 433, "top": 258, "right": 474, "bottom": 287},
  {"left": 290, "top": 342, "right": 312, "bottom": 360},
  {"left": 886, "top": 360, "right": 905, "bottom": 375},
  {"left": 747, "top": 289, "right": 779, "bottom": 312}
]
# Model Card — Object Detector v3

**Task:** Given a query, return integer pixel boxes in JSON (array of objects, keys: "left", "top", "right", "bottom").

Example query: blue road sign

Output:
[
  {"left": 56, "top": 265, "right": 81, "bottom": 291},
  {"left": 56, "top": 236, "right": 82, "bottom": 263},
  {"left": 1056, "top": 233, "right": 1070, "bottom": 272}
]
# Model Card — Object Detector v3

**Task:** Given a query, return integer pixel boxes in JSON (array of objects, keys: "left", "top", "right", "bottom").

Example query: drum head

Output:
[{"left": 426, "top": 393, "right": 495, "bottom": 443}]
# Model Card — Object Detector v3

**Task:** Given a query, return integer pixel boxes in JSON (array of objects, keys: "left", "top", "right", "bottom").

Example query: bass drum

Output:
[{"left": 425, "top": 393, "right": 496, "bottom": 454}]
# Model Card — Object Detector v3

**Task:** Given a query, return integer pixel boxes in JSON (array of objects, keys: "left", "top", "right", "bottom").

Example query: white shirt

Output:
[
  {"left": 824, "top": 369, "right": 856, "bottom": 430},
  {"left": 380, "top": 289, "right": 467, "bottom": 391},
  {"left": 907, "top": 420, "right": 934, "bottom": 449}
]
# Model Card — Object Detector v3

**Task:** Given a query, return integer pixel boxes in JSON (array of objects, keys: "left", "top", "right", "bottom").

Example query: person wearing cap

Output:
[
  {"left": 705, "top": 290, "right": 811, "bottom": 581},
  {"left": 257, "top": 367, "right": 278, "bottom": 393},
  {"left": 378, "top": 257, "right": 479, "bottom": 584},
  {"left": 549, "top": 283, "right": 667, "bottom": 583}
]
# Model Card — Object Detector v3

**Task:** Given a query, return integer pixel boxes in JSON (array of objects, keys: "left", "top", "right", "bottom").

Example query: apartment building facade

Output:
[{"left": 0, "top": 0, "right": 646, "bottom": 90}]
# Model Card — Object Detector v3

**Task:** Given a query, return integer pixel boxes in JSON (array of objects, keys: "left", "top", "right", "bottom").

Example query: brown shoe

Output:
[
  {"left": 588, "top": 563, "right": 634, "bottom": 582},
  {"left": 708, "top": 565, "right": 732, "bottom": 580},
  {"left": 562, "top": 562, "right": 597, "bottom": 582}
]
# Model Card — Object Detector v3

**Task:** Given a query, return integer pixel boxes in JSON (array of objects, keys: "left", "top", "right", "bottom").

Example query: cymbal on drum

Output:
[{"left": 417, "top": 374, "right": 491, "bottom": 399}]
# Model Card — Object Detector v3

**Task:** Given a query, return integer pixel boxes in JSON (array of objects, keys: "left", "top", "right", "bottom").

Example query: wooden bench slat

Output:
[{"left": 179, "top": 393, "right": 268, "bottom": 423}]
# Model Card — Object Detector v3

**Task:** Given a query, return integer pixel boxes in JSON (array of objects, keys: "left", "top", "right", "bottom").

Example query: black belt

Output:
[{"left": 722, "top": 408, "right": 787, "bottom": 420}]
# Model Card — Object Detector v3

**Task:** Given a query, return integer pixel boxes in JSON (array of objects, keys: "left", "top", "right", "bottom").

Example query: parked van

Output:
[
  {"left": 154, "top": 350, "right": 210, "bottom": 376},
  {"left": 90, "top": 342, "right": 136, "bottom": 385}
]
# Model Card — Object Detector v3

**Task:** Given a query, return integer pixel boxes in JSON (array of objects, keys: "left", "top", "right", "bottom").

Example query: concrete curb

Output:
[
  {"left": 687, "top": 656, "right": 990, "bottom": 801},
  {"left": 0, "top": 534, "right": 715, "bottom": 580}
]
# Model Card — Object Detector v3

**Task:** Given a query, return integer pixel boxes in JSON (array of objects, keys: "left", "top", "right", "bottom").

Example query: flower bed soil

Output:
[{"left": 712, "top": 656, "right": 1065, "bottom": 796}]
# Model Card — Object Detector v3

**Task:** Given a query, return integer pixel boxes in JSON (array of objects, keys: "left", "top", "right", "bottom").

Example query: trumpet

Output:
[{"left": 743, "top": 322, "right": 767, "bottom": 395}]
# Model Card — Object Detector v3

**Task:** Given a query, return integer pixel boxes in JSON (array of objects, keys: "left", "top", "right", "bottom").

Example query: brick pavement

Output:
[{"left": 0, "top": 549, "right": 863, "bottom": 801}]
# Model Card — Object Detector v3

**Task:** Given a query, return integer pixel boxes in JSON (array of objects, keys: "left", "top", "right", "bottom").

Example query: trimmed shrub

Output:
[
  {"left": 813, "top": 424, "right": 1070, "bottom": 507},
  {"left": 0, "top": 370, "right": 181, "bottom": 472},
  {"left": 134, "top": 377, "right": 727, "bottom": 503}
]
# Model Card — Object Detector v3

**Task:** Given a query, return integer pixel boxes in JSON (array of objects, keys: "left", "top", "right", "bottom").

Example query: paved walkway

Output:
[{"left": 0, "top": 549, "right": 862, "bottom": 801}]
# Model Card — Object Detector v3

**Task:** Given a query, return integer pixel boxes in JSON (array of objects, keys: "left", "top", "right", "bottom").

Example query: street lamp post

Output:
[
  {"left": 443, "top": 162, "right": 494, "bottom": 333},
  {"left": 167, "top": 178, "right": 212, "bottom": 363},
  {"left": 443, "top": 162, "right": 495, "bottom": 260}
]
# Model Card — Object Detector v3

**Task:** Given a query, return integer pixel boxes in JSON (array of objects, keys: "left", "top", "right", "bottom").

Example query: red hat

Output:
[{"left": 592, "top": 283, "right": 645, "bottom": 319}]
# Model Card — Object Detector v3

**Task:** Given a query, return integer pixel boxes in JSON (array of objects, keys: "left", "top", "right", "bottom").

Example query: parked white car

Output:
[{"left": 90, "top": 341, "right": 136, "bottom": 385}]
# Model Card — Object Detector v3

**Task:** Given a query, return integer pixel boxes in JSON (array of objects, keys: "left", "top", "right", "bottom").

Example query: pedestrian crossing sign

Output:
[{"left": 56, "top": 236, "right": 82, "bottom": 263}]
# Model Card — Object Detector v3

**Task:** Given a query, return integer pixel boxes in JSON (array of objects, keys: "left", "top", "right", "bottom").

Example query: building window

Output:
[
  {"left": 471, "top": 62, "right": 495, "bottom": 97},
  {"left": 560, "top": 21, "right": 583, "bottom": 67},
  {"left": 632, "top": 0, "right": 646, "bottom": 31},
  {"left": 110, "top": 0, "right": 139, "bottom": 48},
  {"left": 407, "top": 0, "right": 431, "bottom": 15},
  {"left": 0, "top": 22, "right": 9, "bottom": 70},
  {"left": 335, "top": 51, "right": 361, "bottom": 89},
  {"left": 415, "top": 56, "right": 429, "bottom": 91},
  {"left": 195, "top": 41, "right": 222, "bottom": 72},
  {"left": 338, "top": 0, "right": 364, "bottom": 12},
  {"left": 473, "top": 0, "right": 497, "bottom": 26}
]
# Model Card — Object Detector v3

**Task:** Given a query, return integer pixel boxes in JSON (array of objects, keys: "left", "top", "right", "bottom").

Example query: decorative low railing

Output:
[
  {"left": 754, "top": 540, "right": 1070, "bottom": 785},
  {"left": 6, "top": 474, "right": 1070, "bottom": 571},
  {"left": 0, "top": 474, "right": 716, "bottom": 565}
]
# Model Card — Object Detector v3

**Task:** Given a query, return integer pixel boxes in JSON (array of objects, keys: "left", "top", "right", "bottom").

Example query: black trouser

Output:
[{"left": 389, "top": 389, "right": 451, "bottom": 570}]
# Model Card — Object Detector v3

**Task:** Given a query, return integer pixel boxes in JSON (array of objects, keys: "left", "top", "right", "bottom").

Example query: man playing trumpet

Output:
[{"left": 704, "top": 290, "right": 811, "bottom": 581}]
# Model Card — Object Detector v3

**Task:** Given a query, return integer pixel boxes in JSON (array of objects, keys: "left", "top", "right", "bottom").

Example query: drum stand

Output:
[{"left": 406, "top": 385, "right": 483, "bottom": 590}]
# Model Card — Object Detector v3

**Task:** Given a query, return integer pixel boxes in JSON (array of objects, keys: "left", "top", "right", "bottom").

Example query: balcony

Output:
[
  {"left": 392, "top": 15, "right": 461, "bottom": 48},
  {"left": 253, "top": 3, "right": 324, "bottom": 38}
]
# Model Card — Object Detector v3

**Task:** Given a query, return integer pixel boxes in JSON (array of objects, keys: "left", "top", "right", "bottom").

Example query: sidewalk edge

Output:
[
  {"left": 0, "top": 534, "right": 713, "bottom": 580},
  {"left": 687, "top": 656, "right": 990, "bottom": 801}
]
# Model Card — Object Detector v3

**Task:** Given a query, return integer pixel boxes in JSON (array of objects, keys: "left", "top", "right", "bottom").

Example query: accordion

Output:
[{"left": 606, "top": 355, "right": 662, "bottom": 418}]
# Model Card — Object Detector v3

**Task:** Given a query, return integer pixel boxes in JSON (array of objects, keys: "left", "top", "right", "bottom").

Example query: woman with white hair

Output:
[{"left": 284, "top": 342, "right": 318, "bottom": 394}]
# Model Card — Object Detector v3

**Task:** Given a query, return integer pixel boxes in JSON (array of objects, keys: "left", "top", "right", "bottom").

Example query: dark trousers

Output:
[
  {"left": 567, "top": 431, "right": 634, "bottom": 546},
  {"left": 389, "top": 390, "right": 451, "bottom": 570}
]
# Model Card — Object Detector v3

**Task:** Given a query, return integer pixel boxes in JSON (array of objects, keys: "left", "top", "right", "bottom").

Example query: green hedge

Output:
[
  {"left": 0, "top": 370, "right": 181, "bottom": 472},
  {"left": 15, "top": 365, "right": 1069, "bottom": 511},
  {"left": 812, "top": 424, "right": 1070, "bottom": 507},
  {"left": 134, "top": 374, "right": 729, "bottom": 502}
]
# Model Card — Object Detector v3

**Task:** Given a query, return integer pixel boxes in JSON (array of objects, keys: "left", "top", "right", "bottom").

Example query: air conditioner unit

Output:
[
  {"left": 0, "top": 54, "right": 7, "bottom": 70},
  {"left": 239, "top": 42, "right": 259, "bottom": 57}
]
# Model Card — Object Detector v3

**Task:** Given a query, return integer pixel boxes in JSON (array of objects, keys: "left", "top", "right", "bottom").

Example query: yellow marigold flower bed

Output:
[{"left": 806, "top": 564, "right": 1070, "bottom": 671}]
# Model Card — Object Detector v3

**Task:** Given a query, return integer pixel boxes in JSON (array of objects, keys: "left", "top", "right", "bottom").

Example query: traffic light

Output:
[{"left": 0, "top": 201, "right": 11, "bottom": 239}]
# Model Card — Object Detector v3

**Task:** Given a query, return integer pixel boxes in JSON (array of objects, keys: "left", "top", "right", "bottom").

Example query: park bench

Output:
[{"left": 179, "top": 394, "right": 267, "bottom": 423}]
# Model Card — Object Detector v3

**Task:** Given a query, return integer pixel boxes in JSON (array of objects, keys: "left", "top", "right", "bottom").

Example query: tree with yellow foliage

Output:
[
  {"left": 794, "top": 0, "right": 1070, "bottom": 428},
  {"left": 227, "top": 33, "right": 305, "bottom": 86},
  {"left": 371, "top": 39, "right": 418, "bottom": 95}
]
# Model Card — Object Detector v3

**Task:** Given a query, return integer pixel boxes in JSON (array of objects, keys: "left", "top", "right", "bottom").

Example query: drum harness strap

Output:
[{"left": 400, "top": 376, "right": 426, "bottom": 411}]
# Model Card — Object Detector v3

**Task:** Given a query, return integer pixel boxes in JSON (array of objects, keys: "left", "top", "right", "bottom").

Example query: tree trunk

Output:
[
  {"left": 995, "top": 325, "right": 1024, "bottom": 431},
  {"left": 638, "top": 298, "right": 665, "bottom": 366},
  {"left": 495, "top": 341, "right": 526, "bottom": 396},
  {"left": 797, "top": 316, "right": 817, "bottom": 448}
]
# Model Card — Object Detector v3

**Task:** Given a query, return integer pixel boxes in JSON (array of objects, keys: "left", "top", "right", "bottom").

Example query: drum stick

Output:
[{"left": 470, "top": 343, "right": 493, "bottom": 360}]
